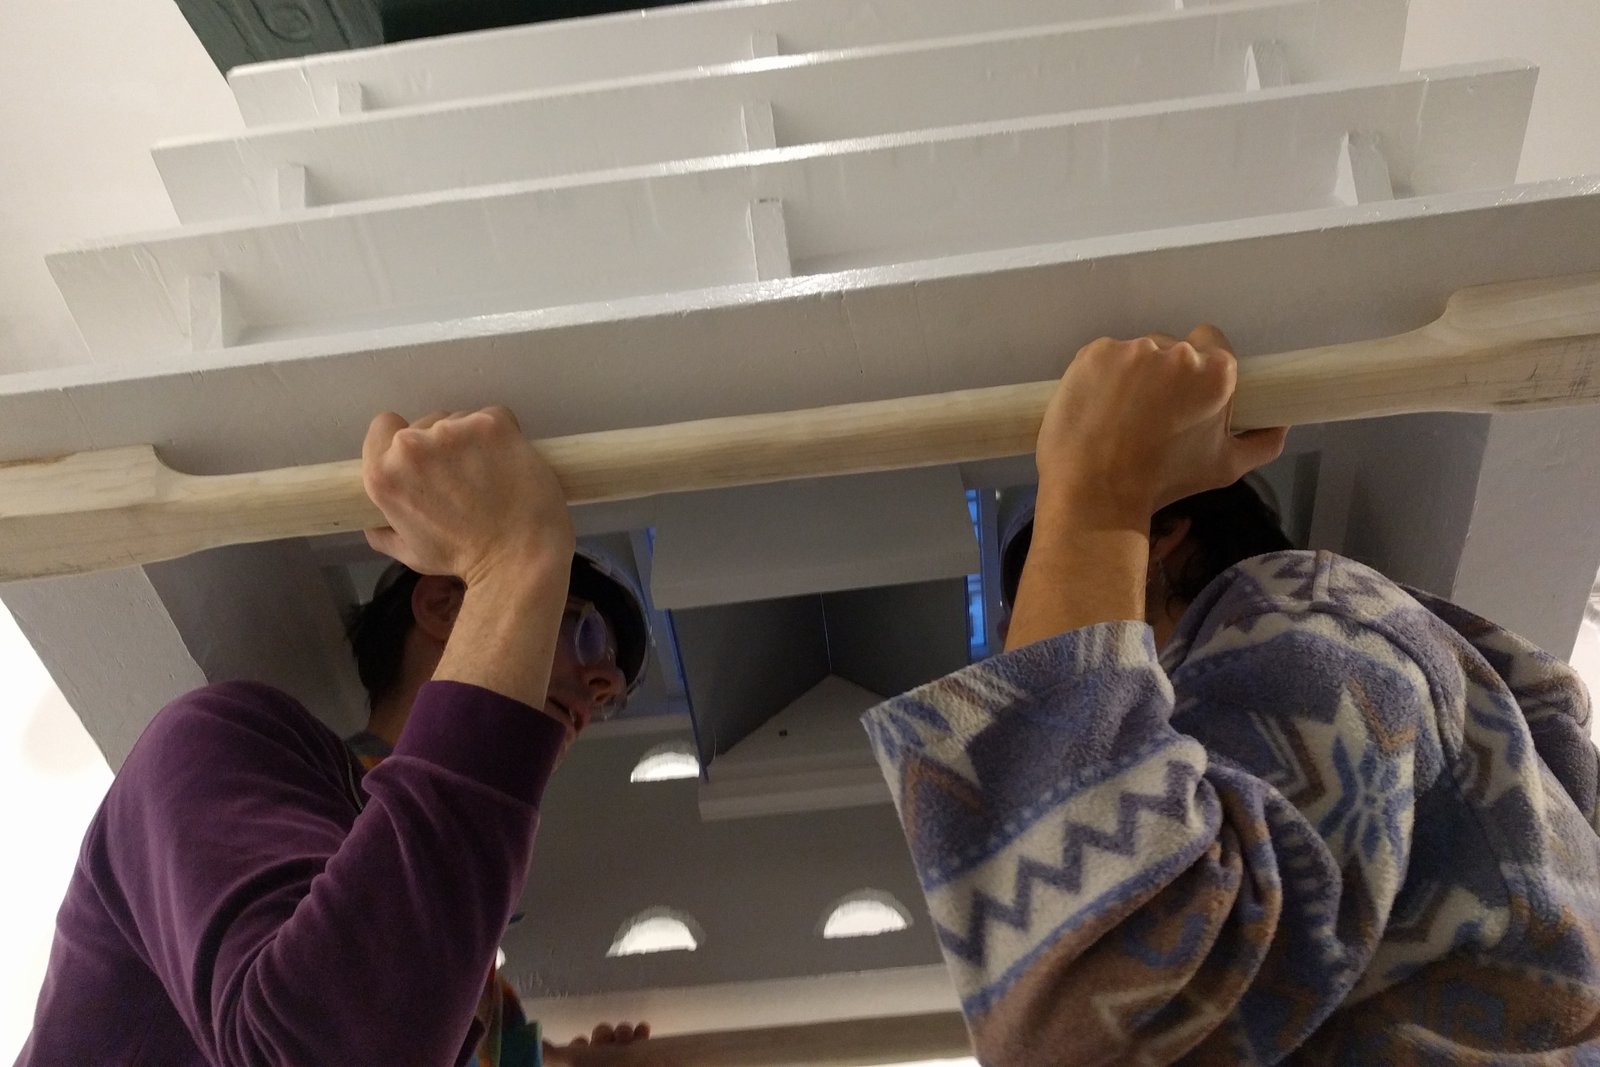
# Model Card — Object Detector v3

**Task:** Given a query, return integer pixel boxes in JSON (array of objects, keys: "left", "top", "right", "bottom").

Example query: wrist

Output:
[
  {"left": 1035, "top": 472, "right": 1154, "bottom": 534},
  {"left": 461, "top": 533, "right": 574, "bottom": 594}
]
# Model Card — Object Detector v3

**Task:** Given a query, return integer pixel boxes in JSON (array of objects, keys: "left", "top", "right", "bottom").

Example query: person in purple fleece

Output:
[
  {"left": 863, "top": 326, "right": 1600, "bottom": 1064},
  {"left": 17, "top": 407, "right": 654, "bottom": 1067}
]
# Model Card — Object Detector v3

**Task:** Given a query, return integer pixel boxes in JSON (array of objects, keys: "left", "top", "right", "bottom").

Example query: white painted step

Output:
[
  {"left": 227, "top": 0, "right": 1276, "bottom": 125},
  {"left": 8, "top": 178, "right": 1596, "bottom": 482},
  {"left": 162, "top": 0, "right": 1405, "bottom": 224},
  {"left": 56, "top": 62, "right": 1535, "bottom": 362}
]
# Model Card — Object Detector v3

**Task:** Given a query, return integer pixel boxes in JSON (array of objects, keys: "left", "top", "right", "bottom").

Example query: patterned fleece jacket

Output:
[{"left": 863, "top": 550, "right": 1600, "bottom": 1066}]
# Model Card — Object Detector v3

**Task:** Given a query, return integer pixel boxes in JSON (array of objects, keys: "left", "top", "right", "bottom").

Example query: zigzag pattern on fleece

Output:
[
  {"left": 921, "top": 757, "right": 1214, "bottom": 1013},
  {"left": 864, "top": 550, "right": 1600, "bottom": 1064}
]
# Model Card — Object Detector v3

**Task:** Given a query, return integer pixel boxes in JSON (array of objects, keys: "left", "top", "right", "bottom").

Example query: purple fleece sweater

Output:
[{"left": 15, "top": 679, "right": 566, "bottom": 1067}]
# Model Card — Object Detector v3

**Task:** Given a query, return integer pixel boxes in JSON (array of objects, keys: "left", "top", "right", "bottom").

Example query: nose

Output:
[{"left": 577, "top": 661, "right": 626, "bottom": 722}]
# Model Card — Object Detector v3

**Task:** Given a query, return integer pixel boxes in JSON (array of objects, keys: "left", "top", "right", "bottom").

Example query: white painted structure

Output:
[{"left": 5, "top": 0, "right": 1600, "bottom": 1046}]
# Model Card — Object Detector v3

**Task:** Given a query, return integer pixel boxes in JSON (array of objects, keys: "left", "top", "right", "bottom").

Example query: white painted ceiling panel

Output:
[
  {"left": 53, "top": 62, "right": 1534, "bottom": 362},
  {"left": 158, "top": 0, "right": 1405, "bottom": 223},
  {"left": 648, "top": 468, "right": 978, "bottom": 610},
  {"left": 226, "top": 0, "right": 1266, "bottom": 124}
]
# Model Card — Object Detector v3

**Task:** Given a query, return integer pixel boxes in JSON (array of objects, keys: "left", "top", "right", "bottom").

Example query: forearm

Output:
[
  {"left": 434, "top": 553, "right": 569, "bottom": 709},
  {"left": 1004, "top": 490, "right": 1150, "bottom": 651}
]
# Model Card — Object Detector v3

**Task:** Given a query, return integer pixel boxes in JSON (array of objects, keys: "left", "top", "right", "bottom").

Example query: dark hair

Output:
[
  {"left": 344, "top": 556, "right": 650, "bottom": 710},
  {"left": 345, "top": 566, "right": 424, "bottom": 709},
  {"left": 1000, "top": 479, "right": 1293, "bottom": 611}
]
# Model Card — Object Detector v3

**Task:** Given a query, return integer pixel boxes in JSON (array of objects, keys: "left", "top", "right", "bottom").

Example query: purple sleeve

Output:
[{"left": 99, "top": 680, "right": 565, "bottom": 1067}]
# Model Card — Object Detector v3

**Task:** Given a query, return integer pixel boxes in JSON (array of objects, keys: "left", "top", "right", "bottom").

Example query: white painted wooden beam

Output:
[
  {"left": 11, "top": 179, "right": 1600, "bottom": 765},
  {"left": 0, "top": 539, "right": 366, "bottom": 769},
  {"left": 1, "top": 570, "right": 208, "bottom": 769},
  {"left": 65, "top": 63, "right": 1534, "bottom": 361},
  {"left": 1449, "top": 406, "right": 1600, "bottom": 657},
  {"left": 226, "top": 0, "right": 1284, "bottom": 125},
  {"left": 159, "top": 0, "right": 1406, "bottom": 223},
  {"left": 648, "top": 469, "right": 978, "bottom": 610},
  {"left": 7, "top": 180, "right": 1596, "bottom": 481}
]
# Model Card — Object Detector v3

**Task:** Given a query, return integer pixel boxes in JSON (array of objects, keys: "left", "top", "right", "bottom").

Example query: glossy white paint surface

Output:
[
  {"left": 159, "top": 0, "right": 1405, "bottom": 222},
  {"left": 228, "top": 0, "right": 1259, "bottom": 124},
  {"left": 57, "top": 63, "right": 1535, "bottom": 362}
]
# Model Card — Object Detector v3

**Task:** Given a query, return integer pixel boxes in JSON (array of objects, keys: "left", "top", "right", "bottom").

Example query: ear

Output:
[
  {"left": 410, "top": 574, "right": 465, "bottom": 643},
  {"left": 1150, "top": 515, "right": 1192, "bottom": 566}
]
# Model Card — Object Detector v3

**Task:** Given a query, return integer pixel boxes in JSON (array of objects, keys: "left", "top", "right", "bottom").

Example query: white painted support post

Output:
[
  {"left": 1246, "top": 40, "right": 1291, "bottom": 89},
  {"left": 748, "top": 30, "right": 780, "bottom": 59},
  {"left": 747, "top": 200, "right": 793, "bottom": 282},
  {"left": 272, "top": 164, "right": 308, "bottom": 212},
  {"left": 741, "top": 102, "right": 777, "bottom": 151},
  {"left": 335, "top": 80, "right": 365, "bottom": 116},
  {"left": 1334, "top": 131, "right": 1395, "bottom": 205},
  {"left": 187, "top": 273, "right": 242, "bottom": 351}
]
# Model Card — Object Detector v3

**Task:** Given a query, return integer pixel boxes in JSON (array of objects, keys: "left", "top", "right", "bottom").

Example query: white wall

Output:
[
  {"left": 0, "top": 0, "right": 240, "bottom": 1058},
  {"left": 1403, "top": 0, "right": 1600, "bottom": 183},
  {"left": 0, "top": 0, "right": 240, "bottom": 373}
]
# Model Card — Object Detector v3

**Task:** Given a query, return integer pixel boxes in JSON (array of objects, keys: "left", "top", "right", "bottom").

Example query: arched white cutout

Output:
[
  {"left": 606, "top": 907, "right": 702, "bottom": 957},
  {"left": 820, "top": 889, "right": 913, "bottom": 940},
  {"left": 629, "top": 740, "right": 700, "bottom": 783}
]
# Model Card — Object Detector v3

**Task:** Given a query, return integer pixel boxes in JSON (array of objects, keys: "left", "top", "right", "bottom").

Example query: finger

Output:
[
  {"left": 1231, "top": 426, "right": 1290, "bottom": 475},
  {"left": 481, "top": 404, "right": 523, "bottom": 433},
  {"left": 409, "top": 409, "right": 453, "bottom": 432},
  {"left": 1187, "top": 323, "right": 1235, "bottom": 356},
  {"left": 1142, "top": 332, "right": 1183, "bottom": 349},
  {"left": 568, "top": 1036, "right": 589, "bottom": 1047},
  {"left": 362, "top": 412, "right": 407, "bottom": 468},
  {"left": 633, "top": 1023, "right": 651, "bottom": 1041},
  {"left": 614, "top": 1023, "right": 635, "bottom": 1043},
  {"left": 364, "top": 526, "right": 404, "bottom": 561},
  {"left": 591, "top": 1023, "right": 616, "bottom": 1045}
]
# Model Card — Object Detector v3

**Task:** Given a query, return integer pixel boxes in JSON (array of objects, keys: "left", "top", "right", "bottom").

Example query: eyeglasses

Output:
[{"left": 562, "top": 598, "right": 625, "bottom": 719}]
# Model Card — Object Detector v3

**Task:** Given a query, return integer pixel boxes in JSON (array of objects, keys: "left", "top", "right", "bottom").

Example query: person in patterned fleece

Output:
[{"left": 864, "top": 326, "right": 1600, "bottom": 1065}]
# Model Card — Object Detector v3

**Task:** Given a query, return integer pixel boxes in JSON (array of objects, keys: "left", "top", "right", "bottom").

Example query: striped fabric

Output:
[{"left": 865, "top": 551, "right": 1600, "bottom": 1065}]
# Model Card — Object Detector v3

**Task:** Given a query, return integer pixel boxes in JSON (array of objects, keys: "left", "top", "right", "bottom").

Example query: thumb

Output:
[{"left": 1230, "top": 426, "right": 1289, "bottom": 476}]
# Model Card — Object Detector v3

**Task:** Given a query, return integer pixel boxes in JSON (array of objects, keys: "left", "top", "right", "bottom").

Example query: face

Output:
[{"left": 543, "top": 598, "right": 627, "bottom": 745}]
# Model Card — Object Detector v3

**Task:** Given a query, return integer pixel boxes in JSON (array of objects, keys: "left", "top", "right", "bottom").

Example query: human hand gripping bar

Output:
[{"left": 2, "top": 272, "right": 1598, "bottom": 583}]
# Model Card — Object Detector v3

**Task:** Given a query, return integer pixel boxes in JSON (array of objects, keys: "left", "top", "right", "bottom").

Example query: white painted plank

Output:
[
  {"left": 161, "top": 0, "right": 1406, "bottom": 223},
  {"left": 648, "top": 469, "right": 978, "bottom": 610},
  {"left": 62, "top": 63, "right": 1535, "bottom": 361},
  {"left": 226, "top": 0, "right": 1269, "bottom": 125},
  {"left": 10, "top": 179, "right": 1600, "bottom": 767},
  {"left": 10, "top": 180, "right": 1598, "bottom": 479}
]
